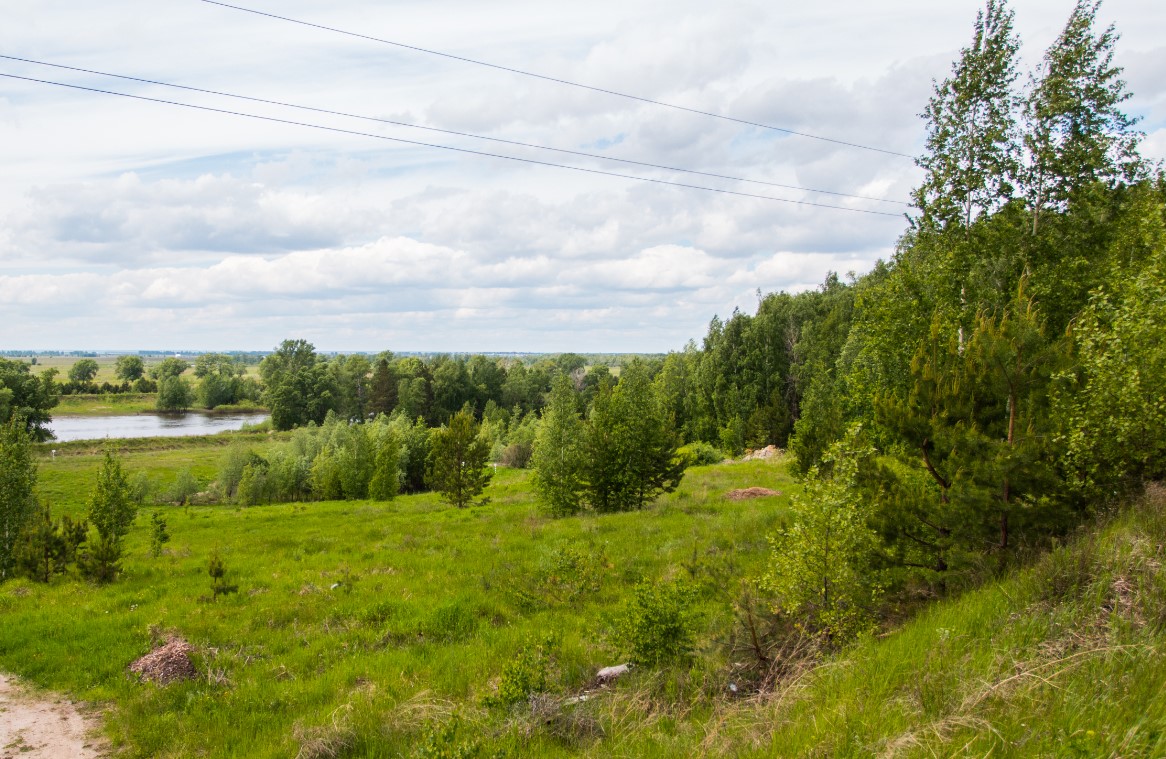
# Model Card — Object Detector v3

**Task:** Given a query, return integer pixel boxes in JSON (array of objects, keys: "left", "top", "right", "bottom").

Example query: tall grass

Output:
[{"left": 1, "top": 443, "right": 793, "bottom": 757}]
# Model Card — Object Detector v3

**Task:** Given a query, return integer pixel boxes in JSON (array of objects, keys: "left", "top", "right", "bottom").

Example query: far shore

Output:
[{"left": 52, "top": 393, "right": 267, "bottom": 417}]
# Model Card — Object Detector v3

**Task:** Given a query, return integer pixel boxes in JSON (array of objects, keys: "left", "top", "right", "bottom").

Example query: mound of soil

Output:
[
  {"left": 129, "top": 637, "right": 197, "bottom": 685},
  {"left": 725, "top": 487, "right": 783, "bottom": 500},
  {"left": 741, "top": 445, "right": 780, "bottom": 461}
]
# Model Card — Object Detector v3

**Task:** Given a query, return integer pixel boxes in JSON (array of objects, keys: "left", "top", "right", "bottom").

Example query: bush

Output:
[
  {"left": 483, "top": 636, "right": 554, "bottom": 708},
  {"left": 164, "top": 467, "right": 200, "bottom": 505},
  {"left": 676, "top": 442, "right": 723, "bottom": 468},
  {"left": 78, "top": 532, "right": 122, "bottom": 584},
  {"left": 156, "top": 376, "right": 193, "bottom": 411},
  {"left": 499, "top": 442, "right": 531, "bottom": 468},
  {"left": 615, "top": 578, "right": 699, "bottom": 666}
]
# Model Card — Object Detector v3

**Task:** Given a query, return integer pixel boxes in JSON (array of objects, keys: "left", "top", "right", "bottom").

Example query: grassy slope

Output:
[
  {"left": 0, "top": 444, "right": 793, "bottom": 758},
  {"left": 4, "top": 440, "right": 1165, "bottom": 757},
  {"left": 686, "top": 486, "right": 1166, "bottom": 758}
]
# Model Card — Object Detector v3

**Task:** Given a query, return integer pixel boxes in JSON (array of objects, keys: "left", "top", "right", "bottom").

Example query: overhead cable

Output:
[
  {"left": 0, "top": 55, "right": 910, "bottom": 206},
  {"left": 199, "top": 0, "right": 915, "bottom": 159},
  {"left": 0, "top": 72, "right": 904, "bottom": 217}
]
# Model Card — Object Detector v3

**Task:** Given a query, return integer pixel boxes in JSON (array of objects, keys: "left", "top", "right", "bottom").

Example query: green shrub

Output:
[
  {"left": 78, "top": 532, "right": 121, "bottom": 584},
  {"left": 150, "top": 511, "right": 170, "bottom": 558},
  {"left": 483, "top": 636, "right": 554, "bottom": 708},
  {"left": 164, "top": 467, "right": 200, "bottom": 505},
  {"left": 615, "top": 578, "right": 699, "bottom": 666},
  {"left": 676, "top": 442, "right": 723, "bottom": 468},
  {"left": 411, "top": 717, "right": 482, "bottom": 759}
]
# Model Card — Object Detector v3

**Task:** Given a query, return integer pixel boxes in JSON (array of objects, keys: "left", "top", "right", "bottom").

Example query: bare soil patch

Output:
[
  {"left": 0, "top": 674, "right": 105, "bottom": 759},
  {"left": 725, "top": 487, "right": 783, "bottom": 500}
]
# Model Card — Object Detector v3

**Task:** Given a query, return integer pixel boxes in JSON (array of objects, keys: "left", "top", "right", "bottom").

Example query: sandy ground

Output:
[{"left": 0, "top": 674, "right": 105, "bottom": 759}]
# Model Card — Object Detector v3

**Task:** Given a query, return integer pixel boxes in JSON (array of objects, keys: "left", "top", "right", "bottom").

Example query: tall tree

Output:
[
  {"left": 193, "top": 353, "right": 248, "bottom": 409},
  {"left": 150, "top": 357, "right": 190, "bottom": 381},
  {"left": 367, "top": 423, "right": 401, "bottom": 501},
  {"left": 581, "top": 375, "right": 627, "bottom": 513},
  {"left": 427, "top": 410, "right": 492, "bottom": 508},
  {"left": 68, "top": 358, "right": 100, "bottom": 384},
  {"left": 614, "top": 361, "right": 684, "bottom": 511},
  {"left": 914, "top": 0, "right": 1021, "bottom": 230},
  {"left": 156, "top": 376, "right": 194, "bottom": 411},
  {"left": 114, "top": 355, "right": 145, "bottom": 382},
  {"left": 0, "top": 358, "right": 58, "bottom": 442},
  {"left": 260, "top": 340, "right": 337, "bottom": 430},
  {"left": 1024, "top": 0, "right": 1143, "bottom": 230},
  {"left": 367, "top": 358, "right": 399, "bottom": 417},
  {"left": 531, "top": 374, "right": 585, "bottom": 516},
  {"left": 583, "top": 362, "right": 683, "bottom": 512},
  {"left": 87, "top": 446, "right": 137, "bottom": 543},
  {"left": 0, "top": 418, "right": 38, "bottom": 581},
  {"left": 430, "top": 357, "right": 474, "bottom": 422},
  {"left": 329, "top": 354, "right": 373, "bottom": 422}
]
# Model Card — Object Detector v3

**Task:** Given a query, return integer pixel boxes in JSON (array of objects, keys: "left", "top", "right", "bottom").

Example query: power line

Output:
[
  {"left": 0, "top": 55, "right": 911, "bottom": 207},
  {"left": 1, "top": 73, "right": 904, "bottom": 217},
  {"left": 199, "top": 0, "right": 916, "bottom": 160}
]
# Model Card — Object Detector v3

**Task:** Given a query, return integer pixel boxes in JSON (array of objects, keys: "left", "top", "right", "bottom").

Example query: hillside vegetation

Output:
[
  {"left": 2, "top": 441, "right": 1164, "bottom": 756},
  {"left": 2, "top": 1, "right": 1165, "bottom": 756}
]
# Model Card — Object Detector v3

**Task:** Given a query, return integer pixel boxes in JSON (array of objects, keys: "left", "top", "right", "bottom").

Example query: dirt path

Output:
[{"left": 0, "top": 674, "right": 105, "bottom": 758}]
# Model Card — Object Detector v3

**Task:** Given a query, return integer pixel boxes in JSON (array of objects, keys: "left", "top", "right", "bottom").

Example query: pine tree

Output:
[
  {"left": 581, "top": 375, "right": 627, "bottom": 513},
  {"left": 367, "top": 358, "right": 399, "bottom": 417},
  {"left": 0, "top": 417, "right": 38, "bottom": 580},
  {"left": 150, "top": 511, "right": 170, "bottom": 558},
  {"left": 582, "top": 362, "right": 683, "bottom": 513},
  {"left": 614, "top": 361, "right": 684, "bottom": 511},
  {"left": 78, "top": 532, "right": 122, "bottom": 584},
  {"left": 427, "top": 410, "right": 493, "bottom": 508},
  {"left": 531, "top": 374, "right": 585, "bottom": 516},
  {"left": 15, "top": 501, "right": 68, "bottom": 583},
  {"left": 208, "top": 548, "right": 238, "bottom": 599},
  {"left": 87, "top": 446, "right": 137, "bottom": 543}
]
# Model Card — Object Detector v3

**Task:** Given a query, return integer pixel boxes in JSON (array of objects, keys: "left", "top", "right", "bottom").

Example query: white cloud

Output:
[{"left": 1, "top": 0, "right": 1163, "bottom": 350}]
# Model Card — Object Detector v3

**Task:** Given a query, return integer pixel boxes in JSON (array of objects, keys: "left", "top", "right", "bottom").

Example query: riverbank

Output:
[
  {"left": 53, "top": 394, "right": 267, "bottom": 417},
  {"left": 53, "top": 393, "right": 156, "bottom": 416}
]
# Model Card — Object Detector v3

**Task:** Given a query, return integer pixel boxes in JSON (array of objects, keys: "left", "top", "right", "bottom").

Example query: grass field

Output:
[
  {"left": 17, "top": 355, "right": 263, "bottom": 385},
  {"left": 3, "top": 438, "right": 1164, "bottom": 757},
  {"left": 54, "top": 394, "right": 160, "bottom": 416},
  {"left": 2, "top": 441, "right": 794, "bottom": 757}
]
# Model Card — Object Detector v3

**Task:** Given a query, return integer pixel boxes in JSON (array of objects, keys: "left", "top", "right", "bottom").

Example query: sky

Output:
[{"left": 2, "top": 0, "right": 1163, "bottom": 353}]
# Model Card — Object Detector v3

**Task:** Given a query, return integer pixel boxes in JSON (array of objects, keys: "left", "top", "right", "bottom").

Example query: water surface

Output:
[{"left": 49, "top": 413, "right": 268, "bottom": 442}]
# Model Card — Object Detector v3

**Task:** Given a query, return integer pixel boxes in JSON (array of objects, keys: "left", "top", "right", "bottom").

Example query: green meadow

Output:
[
  {"left": 2, "top": 439, "right": 794, "bottom": 757},
  {"left": 4, "top": 437, "right": 1164, "bottom": 756}
]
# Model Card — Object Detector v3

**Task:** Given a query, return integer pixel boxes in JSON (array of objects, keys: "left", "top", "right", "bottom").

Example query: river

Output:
[{"left": 48, "top": 413, "right": 269, "bottom": 442}]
